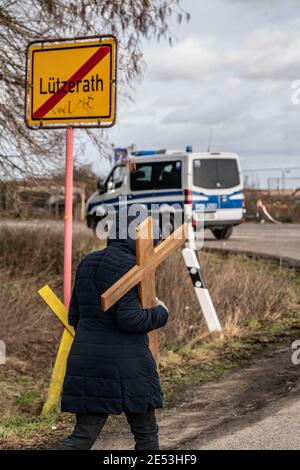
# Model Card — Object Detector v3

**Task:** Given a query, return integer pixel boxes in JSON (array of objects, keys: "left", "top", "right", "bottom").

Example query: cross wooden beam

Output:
[{"left": 101, "top": 216, "right": 188, "bottom": 361}]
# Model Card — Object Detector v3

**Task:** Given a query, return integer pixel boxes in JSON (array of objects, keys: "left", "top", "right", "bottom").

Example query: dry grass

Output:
[
  {"left": 0, "top": 227, "right": 100, "bottom": 371},
  {"left": 157, "top": 249, "right": 299, "bottom": 349},
  {"left": 1, "top": 225, "right": 299, "bottom": 371}
]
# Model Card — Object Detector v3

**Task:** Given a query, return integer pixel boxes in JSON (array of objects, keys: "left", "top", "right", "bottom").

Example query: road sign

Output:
[{"left": 25, "top": 35, "right": 117, "bottom": 128}]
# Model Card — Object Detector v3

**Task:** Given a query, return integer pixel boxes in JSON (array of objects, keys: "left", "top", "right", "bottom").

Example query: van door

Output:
[
  {"left": 129, "top": 162, "right": 155, "bottom": 211},
  {"left": 192, "top": 157, "right": 241, "bottom": 222},
  {"left": 129, "top": 160, "right": 183, "bottom": 233},
  {"left": 101, "top": 164, "right": 127, "bottom": 210},
  {"left": 192, "top": 158, "right": 220, "bottom": 217},
  {"left": 129, "top": 160, "right": 182, "bottom": 208}
]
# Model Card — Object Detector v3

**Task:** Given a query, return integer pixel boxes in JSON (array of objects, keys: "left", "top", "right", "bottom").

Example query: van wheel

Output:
[
  {"left": 211, "top": 226, "right": 233, "bottom": 240},
  {"left": 88, "top": 215, "right": 101, "bottom": 235}
]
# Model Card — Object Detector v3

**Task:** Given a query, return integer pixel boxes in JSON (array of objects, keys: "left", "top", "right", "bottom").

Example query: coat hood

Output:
[{"left": 107, "top": 214, "right": 160, "bottom": 256}]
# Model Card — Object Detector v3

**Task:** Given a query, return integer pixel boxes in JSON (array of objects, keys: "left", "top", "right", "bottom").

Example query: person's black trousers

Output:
[{"left": 59, "top": 408, "right": 159, "bottom": 450}]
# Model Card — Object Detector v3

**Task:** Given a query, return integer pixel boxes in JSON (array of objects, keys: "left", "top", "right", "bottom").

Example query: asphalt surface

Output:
[
  {"left": 204, "top": 222, "right": 300, "bottom": 263},
  {"left": 199, "top": 399, "right": 300, "bottom": 450},
  {"left": 1, "top": 219, "right": 299, "bottom": 262}
]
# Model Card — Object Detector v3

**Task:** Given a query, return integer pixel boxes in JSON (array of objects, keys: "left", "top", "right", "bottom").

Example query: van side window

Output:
[
  {"left": 130, "top": 161, "right": 182, "bottom": 191},
  {"left": 130, "top": 164, "right": 153, "bottom": 190},
  {"left": 156, "top": 162, "right": 182, "bottom": 189}
]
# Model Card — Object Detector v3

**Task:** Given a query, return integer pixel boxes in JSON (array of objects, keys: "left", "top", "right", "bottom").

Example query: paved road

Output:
[
  {"left": 2, "top": 220, "right": 299, "bottom": 263},
  {"left": 198, "top": 398, "right": 300, "bottom": 450},
  {"left": 204, "top": 223, "right": 300, "bottom": 263}
]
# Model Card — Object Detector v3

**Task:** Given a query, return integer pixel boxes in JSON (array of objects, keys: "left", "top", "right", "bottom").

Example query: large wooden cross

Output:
[
  {"left": 101, "top": 217, "right": 188, "bottom": 359},
  {"left": 38, "top": 216, "right": 187, "bottom": 413}
]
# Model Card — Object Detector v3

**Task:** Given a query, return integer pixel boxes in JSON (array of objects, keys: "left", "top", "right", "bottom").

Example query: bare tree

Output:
[{"left": 0, "top": 0, "right": 189, "bottom": 177}]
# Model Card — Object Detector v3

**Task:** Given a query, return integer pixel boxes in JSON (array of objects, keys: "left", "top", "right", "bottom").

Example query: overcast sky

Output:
[{"left": 89, "top": 0, "right": 300, "bottom": 180}]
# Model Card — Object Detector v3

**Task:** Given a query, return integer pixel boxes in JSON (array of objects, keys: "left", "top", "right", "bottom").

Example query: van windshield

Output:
[{"left": 193, "top": 158, "right": 240, "bottom": 189}]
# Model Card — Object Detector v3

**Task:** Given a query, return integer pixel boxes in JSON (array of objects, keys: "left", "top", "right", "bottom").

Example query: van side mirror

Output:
[
  {"left": 107, "top": 181, "right": 114, "bottom": 191},
  {"left": 97, "top": 180, "right": 105, "bottom": 193}
]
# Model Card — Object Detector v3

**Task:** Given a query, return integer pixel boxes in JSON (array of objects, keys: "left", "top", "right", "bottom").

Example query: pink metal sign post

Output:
[{"left": 64, "top": 127, "right": 74, "bottom": 308}]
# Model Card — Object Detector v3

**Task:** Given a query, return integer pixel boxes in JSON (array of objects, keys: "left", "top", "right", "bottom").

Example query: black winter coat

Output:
[{"left": 61, "top": 236, "right": 168, "bottom": 415}]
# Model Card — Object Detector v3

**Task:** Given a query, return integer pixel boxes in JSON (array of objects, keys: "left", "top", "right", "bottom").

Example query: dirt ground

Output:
[{"left": 91, "top": 346, "right": 300, "bottom": 450}]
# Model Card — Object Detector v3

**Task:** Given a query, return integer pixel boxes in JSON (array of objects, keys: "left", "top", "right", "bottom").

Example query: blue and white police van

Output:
[{"left": 86, "top": 148, "right": 245, "bottom": 240}]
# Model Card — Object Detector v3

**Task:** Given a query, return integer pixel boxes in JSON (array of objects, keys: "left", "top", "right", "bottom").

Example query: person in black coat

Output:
[{"left": 59, "top": 218, "right": 168, "bottom": 450}]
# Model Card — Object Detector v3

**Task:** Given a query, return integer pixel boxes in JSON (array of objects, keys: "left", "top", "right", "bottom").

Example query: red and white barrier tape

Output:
[{"left": 256, "top": 199, "right": 281, "bottom": 224}]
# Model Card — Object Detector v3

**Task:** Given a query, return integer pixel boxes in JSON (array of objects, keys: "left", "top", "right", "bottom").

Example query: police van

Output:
[{"left": 86, "top": 148, "right": 245, "bottom": 239}]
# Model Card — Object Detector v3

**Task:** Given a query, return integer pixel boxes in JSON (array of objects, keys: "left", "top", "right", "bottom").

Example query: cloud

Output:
[
  {"left": 225, "top": 27, "right": 300, "bottom": 80},
  {"left": 145, "top": 23, "right": 300, "bottom": 83},
  {"left": 162, "top": 90, "right": 250, "bottom": 126},
  {"left": 145, "top": 36, "right": 217, "bottom": 81}
]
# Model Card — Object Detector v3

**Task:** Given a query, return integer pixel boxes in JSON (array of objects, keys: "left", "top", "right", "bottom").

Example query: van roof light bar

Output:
[{"left": 131, "top": 149, "right": 166, "bottom": 156}]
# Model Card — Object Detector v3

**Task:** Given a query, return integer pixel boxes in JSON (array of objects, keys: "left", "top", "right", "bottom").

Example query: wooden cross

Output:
[
  {"left": 101, "top": 216, "right": 188, "bottom": 360},
  {"left": 38, "top": 216, "right": 187, "bottom": 413}
]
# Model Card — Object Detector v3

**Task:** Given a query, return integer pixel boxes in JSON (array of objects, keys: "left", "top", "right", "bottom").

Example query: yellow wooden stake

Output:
[
  {"left": 38, "top": 285, "right": 74, "bottom": 414},
  {"left": 38, "top": 285, "right": 75, "bottom": 336}
]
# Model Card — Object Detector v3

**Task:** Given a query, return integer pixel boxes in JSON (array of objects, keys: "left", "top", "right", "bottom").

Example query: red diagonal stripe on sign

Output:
[{"left": 33, "top": 46, "right": 110, "bottom": 119}]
